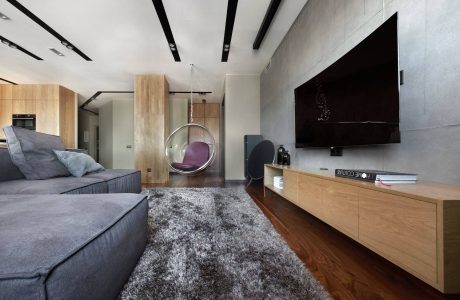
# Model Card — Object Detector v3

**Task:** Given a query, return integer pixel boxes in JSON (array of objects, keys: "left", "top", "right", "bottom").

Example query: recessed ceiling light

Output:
[
  {"left": 49, "top": 48, "right": 64, "bottom": 56},
  {"left": 0, "top": 12, "right": 10, "bottom": 20}
]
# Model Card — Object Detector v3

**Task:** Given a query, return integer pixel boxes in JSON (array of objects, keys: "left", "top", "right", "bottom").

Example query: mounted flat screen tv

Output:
[{"left": 295, "top": 13, "right": 400, "bottom": 148}]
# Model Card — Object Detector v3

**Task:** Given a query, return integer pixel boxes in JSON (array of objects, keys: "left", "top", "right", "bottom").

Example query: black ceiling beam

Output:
[
  {"left": 221, "top": 0, "right": 238, "bottom": 62},
  {"left": 151, "top": 0, "right": 181, "bottom": 62},
  {"left": 80, "top": 107, "right": 99, "bottom": 116},
  {"left": 80, "top": 91, "right": 134, "bottom": 109},
  {"left": 7, "top": 0, "right": 92, "bottom": 61},
  {"left": 253, "top": 0, "right": 282, "bottom": 50},
  {"left": 0, "top": 34, "right": 43, "bottom": 60},
  {"left": 169, "top": 91, "right": 212, "bottom": 95},
  {"left": 0, "top": 77, "right": 18, "bottom": 85}
]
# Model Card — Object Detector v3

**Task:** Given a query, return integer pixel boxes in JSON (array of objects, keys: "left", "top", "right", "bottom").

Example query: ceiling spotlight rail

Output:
[
  {"left": 0, "top": 34, "right": 42, "bottom": 60},
  {"left": 221, "top": 0, "right": 239, "bottom": 62},
  {"left": 6, "top": 0, "right": 92, "bottom": 61},
  {"left": 151, "top": 0, "right": 181, "bottom": 62},
  {"left": 0, "top": 77, "right": 18, "bottom": 85},
  {"left": 253, "top": 0, "right": 282, "bottom": 50},
  {"left": 169, "top": 91, "right": 212, "bottom": 95}
]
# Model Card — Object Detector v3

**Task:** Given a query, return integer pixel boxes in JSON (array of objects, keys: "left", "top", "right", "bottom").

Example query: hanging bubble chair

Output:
[{"left": 165, "top": 64, "right": 216, "bottom": 175}]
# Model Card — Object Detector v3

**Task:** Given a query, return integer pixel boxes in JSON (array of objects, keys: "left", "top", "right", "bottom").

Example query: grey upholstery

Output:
[
  {"left": 85, "top": 169, "right": 142, "bottom": 193},
  {"left": 0, "top": 194, "right": 148, "bottom": 300},
  {"left": 0, "top": 148, "right": 141, "bottom": 195},
  {"left": 54, "top": 150, "right": 105, "bottom": 177},
  {"left": 3, "top": 126, "right": 70, "bottom": 179},
  {"left": 0, "top": 148, "right": 24, "bottom": 182},
  {"left": 0, "top": 176, "right": 107, "bottom": 195}
]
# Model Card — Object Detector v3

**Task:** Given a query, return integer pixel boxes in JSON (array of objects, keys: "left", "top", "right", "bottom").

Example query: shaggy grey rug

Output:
[{"left": 120, "top": 187, "right": 330, "bottom": 299}]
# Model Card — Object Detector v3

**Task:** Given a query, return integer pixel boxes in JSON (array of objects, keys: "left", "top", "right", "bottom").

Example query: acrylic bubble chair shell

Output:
[{"left": 165, "top": 123, "right": 216, "bottom": 175}]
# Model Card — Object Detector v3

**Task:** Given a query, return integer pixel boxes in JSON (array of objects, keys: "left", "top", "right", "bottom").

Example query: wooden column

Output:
[{"left": 134, "top": 75, "right": 169, "bottom": 184}]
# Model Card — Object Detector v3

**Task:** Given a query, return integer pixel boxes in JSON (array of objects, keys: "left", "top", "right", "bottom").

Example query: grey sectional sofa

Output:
[
  {"left": 0, "top": 147, "right": 148, "bottom": 299},
  {"left": 0, "top": 148, "right": 141, "bottom": 194}
]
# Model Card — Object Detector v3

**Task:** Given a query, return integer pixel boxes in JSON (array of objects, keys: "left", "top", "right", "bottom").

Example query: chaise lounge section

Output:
[{"left": 0, "top": 193, "right": 148, "bottom": 300}]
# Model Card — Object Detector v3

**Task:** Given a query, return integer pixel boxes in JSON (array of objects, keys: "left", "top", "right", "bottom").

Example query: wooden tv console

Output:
[{"left": 264, "top": 164, "right": 460, "bottom": 293}]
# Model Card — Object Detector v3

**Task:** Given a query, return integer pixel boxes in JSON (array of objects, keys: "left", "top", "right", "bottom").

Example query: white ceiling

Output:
[{"left": 0, "top": 0, "right": 307, "bottom": 109}]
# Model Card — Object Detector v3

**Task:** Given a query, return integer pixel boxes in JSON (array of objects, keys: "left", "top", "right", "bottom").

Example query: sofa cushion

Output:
[
  {"left": 54, "top": 150, "right": 105, "bottom": 177},
  {"left": 0, "top": 148, "right": 24, "bottom": 182},
  {"left": 3, "top": 126, "right": 70, "bottom": 180},
  {"left": 85, "top": 169, "right": 142, "bottom": 193},
  {"left": 0, "top": 176, "right": 107, "bottom": 195},
  {"left": 0, "top": 193, "right": 148, "bottom": 300}
]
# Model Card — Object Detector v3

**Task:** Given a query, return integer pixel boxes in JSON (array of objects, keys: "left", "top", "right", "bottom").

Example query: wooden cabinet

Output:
[
  {"left": 134, "top": 75, "right": 169, "bottom": 184},
  {"left": 359, "top": 189, "right": 437, "bottom": 283},
  {"left": 284, "top": 170, "right": 298, "bottom": 203},
  {"left": 264, "top": 164, "right": 460, "bottom": 293},
  {"left": 298, "top": 173, "right": 323, "bottom": 218},
  {"left": 190, "top": 103, "right": 221, "bottom": 172},
  {"left": 0, "top": 84, "right": 76, "bottom": 148},
  {"left": 35, "top": 99, "right": 59, "bottom": 134},
  {"left": 323, "top": 182, "right": 359, "bottom": 239},
  {"left": 0, "top": 99, "right": 12, "bottom": 140}
]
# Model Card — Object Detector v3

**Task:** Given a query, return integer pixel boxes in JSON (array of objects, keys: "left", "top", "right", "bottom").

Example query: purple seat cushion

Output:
[
  {"left": 171, "top": 163, "right": 200, "bottom": 172},
  {"left": 172, "top": 142, "right": 210, "bottom": 171}
]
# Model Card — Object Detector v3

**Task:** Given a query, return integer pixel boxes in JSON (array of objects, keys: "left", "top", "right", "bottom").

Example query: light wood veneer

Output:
[
  {"left": 0, "top": 84, "right": 76, "bottom": 148},
  {"left": 264, "top": 164, "right": 460, "bottom": 293},
  {"left": 134, "top": 75, "right": 169, "bottom": 184}
]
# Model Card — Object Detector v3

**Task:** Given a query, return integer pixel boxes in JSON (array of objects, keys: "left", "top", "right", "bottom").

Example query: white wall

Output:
[
  {"left": 224, "top": 74, "right": 260, "bottom": 180},
  {"left": 261, "top": 0, "right": 460, "bottom": 184},
  {"left": 112, "top": 100, "right": 134, "bottom": 169},
  {"left": 99, "top": 101, "right": 113, "bottom": 168},
  {"left": 99, "top": 99, "right": 134, "bottom": 169}
]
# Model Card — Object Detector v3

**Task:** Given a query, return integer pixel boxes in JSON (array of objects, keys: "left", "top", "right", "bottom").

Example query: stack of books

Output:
[
  {"left": 273, "top": 176, "right": 284, "bottom": 189},
  {"left": 335, "top": 169, "right": 417, "bottom": 184}
]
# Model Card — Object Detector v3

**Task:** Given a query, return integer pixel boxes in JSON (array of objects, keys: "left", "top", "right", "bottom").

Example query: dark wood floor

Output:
[{"left": 144, "top": 173, "right": 459, "bottom": 300}]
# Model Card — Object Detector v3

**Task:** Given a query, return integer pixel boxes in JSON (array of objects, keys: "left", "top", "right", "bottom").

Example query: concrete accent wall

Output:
[
  {"left": 225, "top": 74, "right": 261, "bottom": 180},
  {"left": 261, "top": 0, "right": 460, "bottom": 184}
]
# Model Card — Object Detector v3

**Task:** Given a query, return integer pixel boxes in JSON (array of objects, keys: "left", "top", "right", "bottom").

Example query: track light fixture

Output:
[
  {"left": 0, "top": 12, "right": 10, "bottom": 20},
  {"left": 0, "top": 34, "right": 43, "bottom": 60}
]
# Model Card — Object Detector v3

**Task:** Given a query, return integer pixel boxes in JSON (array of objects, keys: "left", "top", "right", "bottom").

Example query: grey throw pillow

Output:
[
  {"left": 3, "top": 126, "right": 70, "bottom": 180},
  {"left": 54, "top": 150, "right": 105, "bottom": 177}
]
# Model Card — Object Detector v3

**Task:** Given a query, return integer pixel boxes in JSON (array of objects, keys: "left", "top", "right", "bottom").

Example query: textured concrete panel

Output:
[{"left": 260, "top": 0, "right": 460, "bottom": 184}]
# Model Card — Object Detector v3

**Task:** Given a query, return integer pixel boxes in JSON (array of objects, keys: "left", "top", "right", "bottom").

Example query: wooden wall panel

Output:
[
  {"left": 1, "top": 84, "right": 75, "bottom": 147},
  {"left": 0, "top": 99, "right": 12, "bottom": 139},
  {"left": 134, "top": 75, "right": 169, "bottom": 184},
  {"left": 59, "top": 86, "right": 76, "bottom": 148},
  {"left": 35, "top": 98, "right": 59, "bottom": 135},
  {"left": 205, "top": 103, "right": 219, "bottom": 118},
  {"left": 0, "top": 85, "right": 12, "bottom": 99}
]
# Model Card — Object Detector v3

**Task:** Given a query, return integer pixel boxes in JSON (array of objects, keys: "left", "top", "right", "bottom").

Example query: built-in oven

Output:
[{"left": 12, "top": 114, "right": 36, "bottom": 131}]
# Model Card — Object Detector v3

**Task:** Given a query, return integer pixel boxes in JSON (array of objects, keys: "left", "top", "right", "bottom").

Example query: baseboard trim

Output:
[{"left": 224, "top": 179, "right": 247, "bottom": 184}]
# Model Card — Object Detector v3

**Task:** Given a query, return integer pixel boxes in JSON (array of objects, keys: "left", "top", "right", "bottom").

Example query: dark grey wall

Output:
[{"left": 261, "top": 0, "right": 460, "bottom": 184}]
